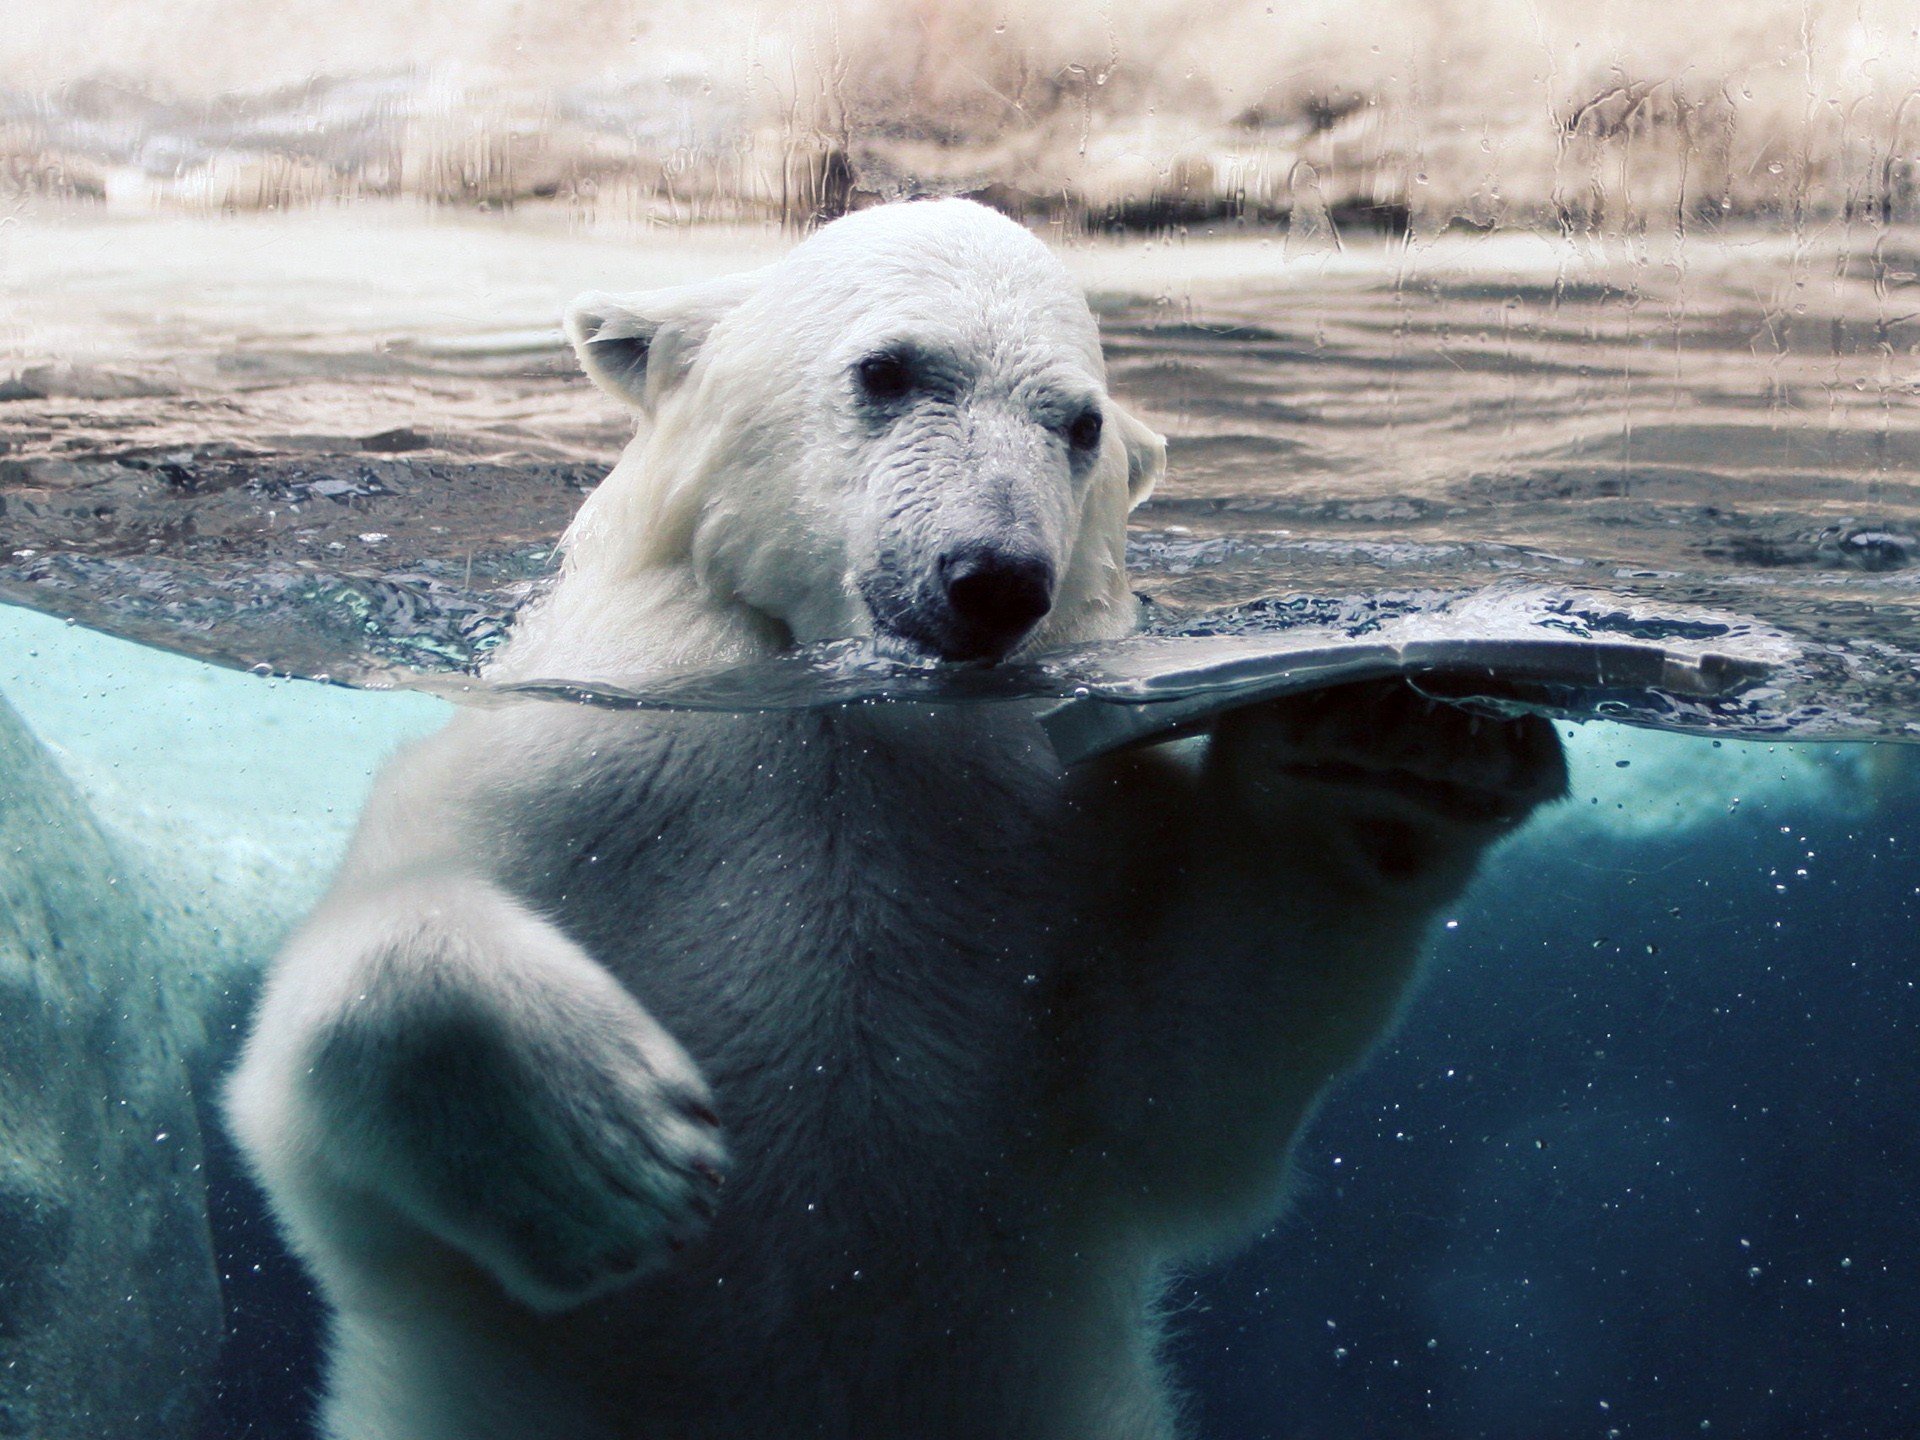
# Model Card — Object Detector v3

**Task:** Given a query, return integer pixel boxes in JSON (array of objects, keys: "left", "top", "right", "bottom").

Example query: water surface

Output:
[{"left": 4, "top": 206, "right": 1918, "bottom": 741}]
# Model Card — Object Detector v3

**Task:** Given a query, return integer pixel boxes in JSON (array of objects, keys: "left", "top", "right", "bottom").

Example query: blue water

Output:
[{"left": 1177, "top": 740, "right": 1920, "bottom": 1438}]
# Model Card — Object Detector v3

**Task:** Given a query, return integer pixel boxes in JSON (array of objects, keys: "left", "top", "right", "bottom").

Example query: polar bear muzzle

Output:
[
  {"left": 858, "top": 529, "right": 1059, "bottom": 664},
  {"left": 940, "top": 542, "right": 1054, "bottom": 654}
]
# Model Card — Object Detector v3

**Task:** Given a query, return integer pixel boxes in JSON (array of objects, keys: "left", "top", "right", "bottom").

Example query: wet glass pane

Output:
[{"left": 2, "top": 3, "right": 1917, "bottom": 1437}]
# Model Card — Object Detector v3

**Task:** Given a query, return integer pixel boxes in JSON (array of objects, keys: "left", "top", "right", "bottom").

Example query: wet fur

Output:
[{"left": 226, "top": 200, "right": 1564, "bottom": 1440}]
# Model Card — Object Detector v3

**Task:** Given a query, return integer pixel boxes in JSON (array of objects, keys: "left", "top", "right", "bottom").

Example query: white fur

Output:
[{"left": 227, "top": 199, "right": 1554, "bottom": 1440}]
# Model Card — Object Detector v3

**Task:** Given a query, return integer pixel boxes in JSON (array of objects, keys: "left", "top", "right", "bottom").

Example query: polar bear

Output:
[{"left": 226, "top": 198, "right": 1565, "bottom": 1440}]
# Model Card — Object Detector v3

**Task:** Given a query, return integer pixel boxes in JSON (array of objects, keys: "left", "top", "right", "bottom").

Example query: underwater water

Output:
[
  {"left": 4, "top": 1, "right": 1920, "bottom": 1431},
  {"left": 1175, "top": 736, "right": 1920, "bottom": 1439},
  {"left": 2, "top": 603, "right": 1915, "bottom": 1440}
]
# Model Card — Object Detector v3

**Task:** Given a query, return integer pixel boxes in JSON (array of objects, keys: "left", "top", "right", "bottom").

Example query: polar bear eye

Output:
[
  {"left": 854, "top": 352, "right": 915, "bottom": 403},
  {"left": 1066, "top": 408, "right": 1104, "bottom": 452}
]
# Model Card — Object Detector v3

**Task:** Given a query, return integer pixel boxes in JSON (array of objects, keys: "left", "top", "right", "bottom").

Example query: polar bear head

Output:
[{"left": 560, "top": 199, "right": 1164, "bottom": 664}]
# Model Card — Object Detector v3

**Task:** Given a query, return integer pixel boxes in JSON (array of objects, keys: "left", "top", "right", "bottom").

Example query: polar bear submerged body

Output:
[{"left": 228, "top": 200, "right": 1565, "bottom": 1439}]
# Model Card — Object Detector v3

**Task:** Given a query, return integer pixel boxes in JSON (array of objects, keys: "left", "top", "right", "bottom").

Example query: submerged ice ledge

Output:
[{"left": 412, "top": 586, "right": 1812, "bottom": 759}]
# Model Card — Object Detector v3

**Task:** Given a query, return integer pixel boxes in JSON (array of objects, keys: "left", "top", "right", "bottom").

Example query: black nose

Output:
[{"left": 940, "top": 543, "right": 1055, "bottom": 656}]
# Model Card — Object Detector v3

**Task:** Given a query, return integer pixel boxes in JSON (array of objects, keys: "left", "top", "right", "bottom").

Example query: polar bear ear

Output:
[
  {"left": 564, "top": 269, "right": 768, "bottom": 412},
  {"left": 1110, "top": 402, "right": 1166, "bottom": 510}
]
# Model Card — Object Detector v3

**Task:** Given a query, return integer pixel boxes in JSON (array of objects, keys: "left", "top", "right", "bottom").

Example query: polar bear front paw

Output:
[
  {"left": 1211, "top": 678, "right": 1567, "bottom": 882},
  {"left": 315, "top": 994, "right": 729, "bottom": 1314}
]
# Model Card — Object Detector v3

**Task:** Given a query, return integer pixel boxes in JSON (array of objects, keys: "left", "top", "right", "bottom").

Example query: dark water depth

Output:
[{"left": 1173, "top": 740, "right": 1920, "bottom": 1439}]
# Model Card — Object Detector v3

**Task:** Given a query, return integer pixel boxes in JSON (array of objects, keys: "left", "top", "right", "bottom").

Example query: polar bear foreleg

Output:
[
  {"left": 1054, "top": 682, "right": 1565, "bottom": 1252},
  {"left": 225, "top": 871, "right": 728, "bottom": 1316}
]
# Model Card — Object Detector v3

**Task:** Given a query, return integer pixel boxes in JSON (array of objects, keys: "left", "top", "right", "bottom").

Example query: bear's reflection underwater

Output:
[{"left": 226, "top": 199, "right": 1568, "bottom": 1440}]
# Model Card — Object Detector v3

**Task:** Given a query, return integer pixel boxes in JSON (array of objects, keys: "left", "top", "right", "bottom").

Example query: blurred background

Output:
[{"left": 5, "top": 0, "right": 1918, "bottom": 234}]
